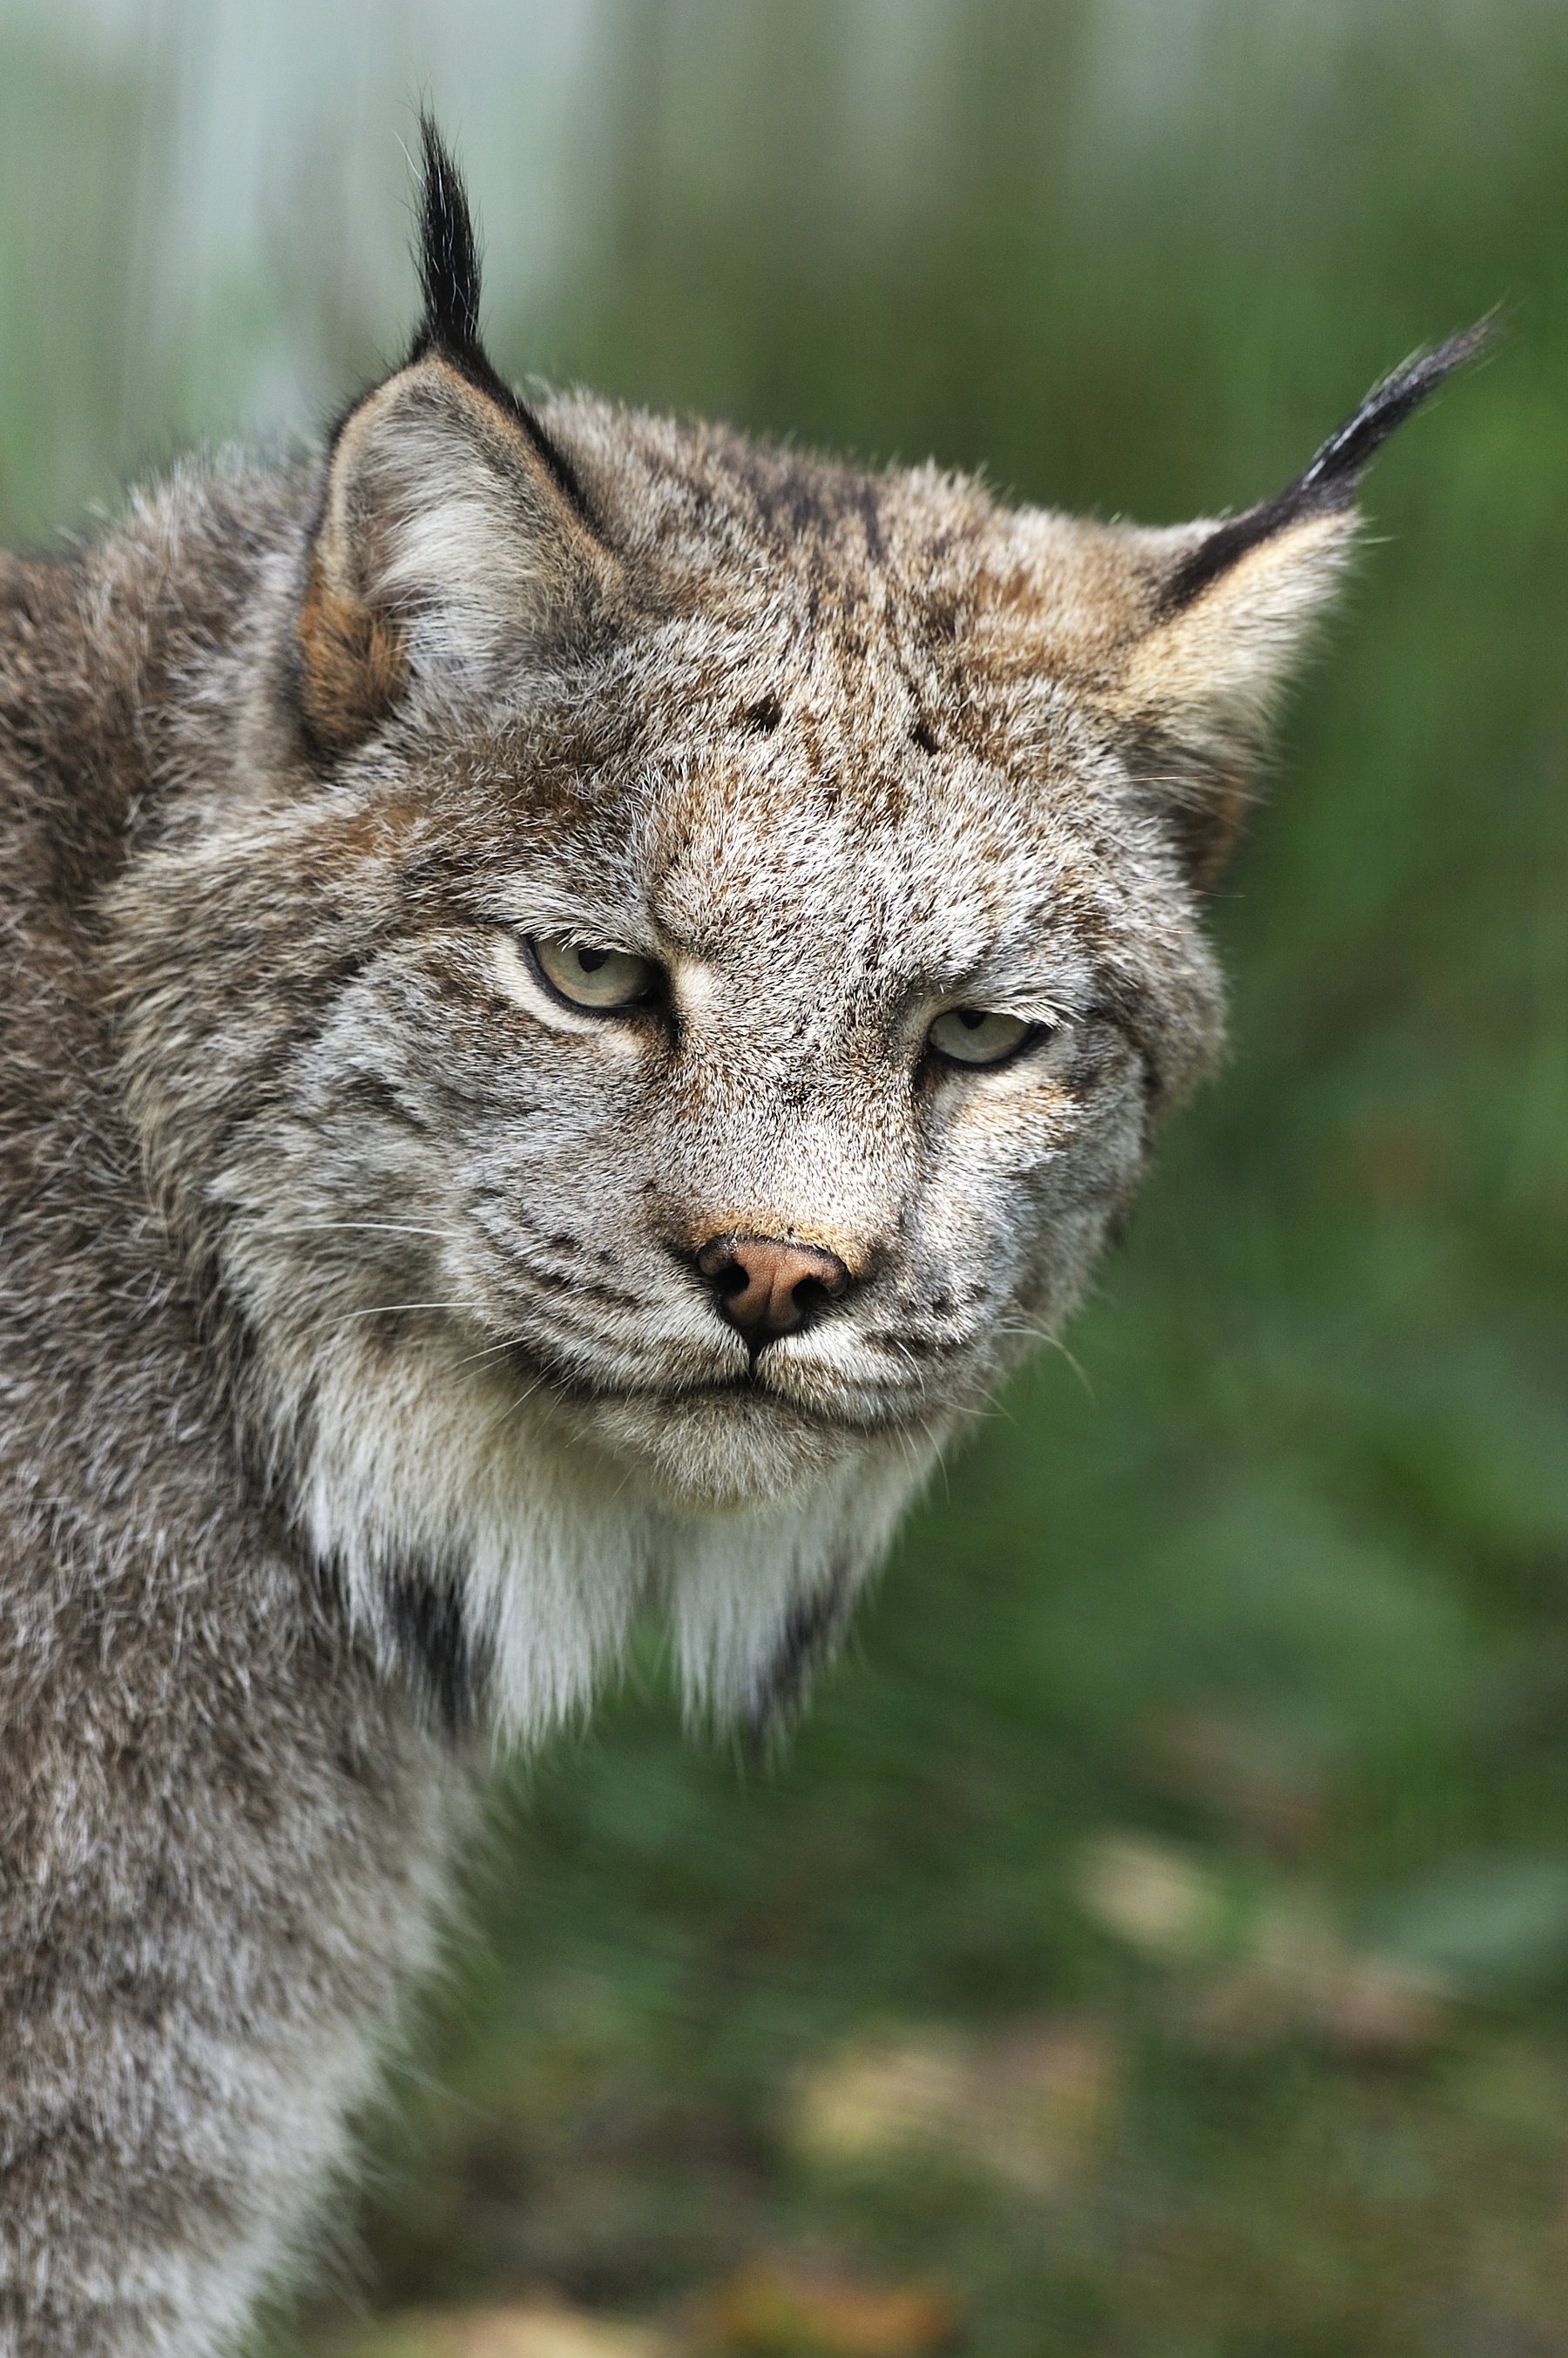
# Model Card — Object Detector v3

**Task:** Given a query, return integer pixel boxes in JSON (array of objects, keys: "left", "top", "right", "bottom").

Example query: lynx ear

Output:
[
  {"left": 1115, "top": 323, "right": 1491, "bottom": 884},
  {"left": 298, "top": 118, "right": 615, "bottom": 754}
]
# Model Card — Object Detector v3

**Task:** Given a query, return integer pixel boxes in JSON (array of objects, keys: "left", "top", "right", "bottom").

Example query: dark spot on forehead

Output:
[
  {"left": 740, "top": 693, "right": 781, "bottom": 735},
  {"left": 921, "top": 591, "right": 961, "bottom": 645},
  {"left": 722, "top": 445, "right": 888, "bottom": 567}
]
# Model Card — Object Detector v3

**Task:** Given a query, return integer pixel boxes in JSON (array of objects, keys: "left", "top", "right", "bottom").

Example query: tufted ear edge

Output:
[
  {"left": 1112, "top": 321, "right": 1494, "bottom": 885},
  {"left": 297, "top": 116, "right": 616, "bottom": 756}
]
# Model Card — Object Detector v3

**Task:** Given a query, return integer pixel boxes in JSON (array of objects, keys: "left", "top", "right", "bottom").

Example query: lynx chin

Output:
[{"left": 0, "top": 117, "right": 1484, "bottom": 2357}]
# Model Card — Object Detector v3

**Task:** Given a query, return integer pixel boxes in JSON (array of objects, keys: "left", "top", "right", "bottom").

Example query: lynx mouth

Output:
[
  {"left": 504, "top": 1358, "right": 905, "bottom": 1424},
  {"left": 632, "top": 1372, "right": 857, "bottom": 1422},
  {"left": 633, "top": 1369, "right": 925, "bottom": 1437},
  {"left": 498, "top": 1337, "right": 929, "bottom": 1438}
]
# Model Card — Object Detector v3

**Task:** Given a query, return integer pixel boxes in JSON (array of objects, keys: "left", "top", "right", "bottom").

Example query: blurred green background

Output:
[{"left": 5, "top": 3, "right": 1565, "bottom": 2352}]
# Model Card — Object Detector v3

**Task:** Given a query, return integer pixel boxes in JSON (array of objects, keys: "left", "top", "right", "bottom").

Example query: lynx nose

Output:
[{"left": 694, "top": 1233, "right": 852, "bottom": 1340}]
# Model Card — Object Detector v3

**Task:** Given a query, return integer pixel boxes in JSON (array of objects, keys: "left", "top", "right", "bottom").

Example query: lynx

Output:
[{"left": 0, "top": 119, "right": 1482, "bottom": 2355}]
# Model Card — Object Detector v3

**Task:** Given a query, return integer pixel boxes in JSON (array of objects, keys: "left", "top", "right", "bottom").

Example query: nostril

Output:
[
  {"left": 694, "top": 1237, "right": 762, "bottom": 1331},
  {"left": 787, "top": 1275, "right": 835, "bottom": 1326},
  {"left": 694, "top": 1238, "right": 748, "bottom": 1301},
  {"left": 693, "top": 1233, "right": 853, "bottom": 1339}
]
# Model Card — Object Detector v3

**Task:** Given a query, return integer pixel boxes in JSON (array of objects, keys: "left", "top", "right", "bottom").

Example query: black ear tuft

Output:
[
  {"left": 1159, "top": 316, "right": 1496, "bottom": 616},
  {"left": 409, "top": 111, "right": 485, "bottom": 368},
  {"left": 1288, "top": 318, "right": 1497, "bottom": 503},
  {"left": 398, "top": 113, "right": 598, "bottom": 530}
]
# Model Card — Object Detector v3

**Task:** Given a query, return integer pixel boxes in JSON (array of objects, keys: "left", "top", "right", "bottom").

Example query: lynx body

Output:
[{"left": 0, "top": 125, "right": 1480, "bottom": 2354}]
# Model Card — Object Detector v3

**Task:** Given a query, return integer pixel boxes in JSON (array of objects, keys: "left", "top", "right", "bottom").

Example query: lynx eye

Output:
[
  {"left": 926, "top": 1006, "right": 1038, "bottom": 1068},
  {"left": 527, "top": 932, "right": 661, "bottom": 1013}
]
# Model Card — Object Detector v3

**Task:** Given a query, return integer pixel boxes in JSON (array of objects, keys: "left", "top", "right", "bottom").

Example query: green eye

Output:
[
  {"left": 926, "top": 1006, "right": 1037, "bottom": 1068},
  {"left": 528, "top": 932, "right": 662, "bottom": 1012}
]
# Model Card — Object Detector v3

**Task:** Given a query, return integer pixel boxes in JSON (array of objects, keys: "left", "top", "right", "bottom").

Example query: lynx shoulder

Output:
[{"left": 0, "top": 118, "right": 1484, "bottom": 2356}]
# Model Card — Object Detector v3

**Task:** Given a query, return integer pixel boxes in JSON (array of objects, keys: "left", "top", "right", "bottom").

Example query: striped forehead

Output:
[{"left": 641, "top": 739, "right": 1057, "bottom": 991}]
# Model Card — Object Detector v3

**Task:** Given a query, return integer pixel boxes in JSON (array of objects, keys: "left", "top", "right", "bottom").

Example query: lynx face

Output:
[
  {"left": 112, "top": 126, "right": 1480, "bottom": 1738},
  {"left": 274, "top": 519, "right": 1219, "bottom": 1516}
]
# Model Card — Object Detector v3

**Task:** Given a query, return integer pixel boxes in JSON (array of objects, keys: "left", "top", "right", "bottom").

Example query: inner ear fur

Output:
[
  {"left": 1105, "top": 321, "right": 1490, "bottom": 885},
  {"left": 298, "top": 355, "right": 617, "bottom": 755},
  {"left": 1113, "top": 505, "right": 1358, "bottom": 887}
]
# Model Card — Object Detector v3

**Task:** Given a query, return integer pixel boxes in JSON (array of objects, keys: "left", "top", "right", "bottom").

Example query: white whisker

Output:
[
  {"left": 331, "top": 1300, "right": 473, "bottom": 1323},
  {"left": 500, "top": 1372, "right": 545, "bottom": 1424},
  {"left": 281, "top": 1220, "right": 448, "bottom": 1240},
  {"left": 995, "top": 1320, "right": 1095, "bottom": 1399},
  {"left": 449, "top": 1333, "right": 532, "bottom": 1374}
]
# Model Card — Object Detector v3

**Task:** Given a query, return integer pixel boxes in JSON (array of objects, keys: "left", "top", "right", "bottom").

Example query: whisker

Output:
[
  {"left": 501, "top": 1371, "right": 547, "bottom": 1425},
  {"left": 994, "top": 1320, "right": 1096, "bottom": 1399},
  {"left": 280, "top": 1220, "right": 449, "bottom": 1240},
  {"left": 332, "top": 1300, "right": 474, "bottom": 1322},
  {"left": 917, "top": 1390, "right": 997, "bottom": 1431},
  {"left": 1043, "top": 1336, "right": 1095, "bottom": 1399},
  {"left": 449, "top": 1334, "right": 532, "bottom": 1374}
]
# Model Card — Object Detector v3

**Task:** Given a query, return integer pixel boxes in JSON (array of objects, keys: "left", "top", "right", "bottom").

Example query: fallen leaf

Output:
[
  {"left": 787, "top": 2017, "right": 1118, "bottom": 2193},
  {"left": 1310, "top": 1950, "right": 1455, "bottom": 2059},
  {"left": 698, "top": 2259, "right": 956, "bottom": 2355},
  {"left": 1187, "top": 1897, "right": 1456, "bottom": 2059},
  {"left": 1073, "top": 1831, "right": 1228, "bottom": 1963},
  {"left": 332, "top": 2303, "right": 679, "bottom": 2358},
  {"left": 788, "top": 2030, "right": 970, "bottom": 2168}
]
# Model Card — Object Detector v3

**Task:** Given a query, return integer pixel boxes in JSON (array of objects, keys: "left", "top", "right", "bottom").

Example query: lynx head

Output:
[{"left": 114, "top": 122, "right": 1484, "bottom": 1741}]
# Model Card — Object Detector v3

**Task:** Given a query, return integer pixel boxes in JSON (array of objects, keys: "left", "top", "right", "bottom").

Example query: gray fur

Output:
[{"left": 0, "top": 130, "right": 1473, "bottom": 2353}]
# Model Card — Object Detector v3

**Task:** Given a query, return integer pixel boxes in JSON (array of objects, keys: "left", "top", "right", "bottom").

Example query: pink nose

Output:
[{"left": 694, "top": 1234, "right": 852, "bottom": 1338}]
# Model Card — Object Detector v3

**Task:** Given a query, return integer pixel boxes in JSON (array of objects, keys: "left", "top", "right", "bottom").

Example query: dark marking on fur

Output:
[
  {"left": 1160, "top": 321, "right": 1493, "bottom": 614},
  {"left": 727, "top": 443, "right": 891, "bottom": 564},
  {"left": 384, "top": 1562, "right": 485, "bottom": 1740},
  {"left": 744, "top": 1567, "right": 850, "bottom": 1754},
  {"left": 863, "top": 1328, "right": 960, "bottom": 1360},
  {"left": 341, "top": 1071, "right": 431, "bottom": 1132},
  {"left": 498, "top": 1249, "right": 645, "bottom": 1314}
]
